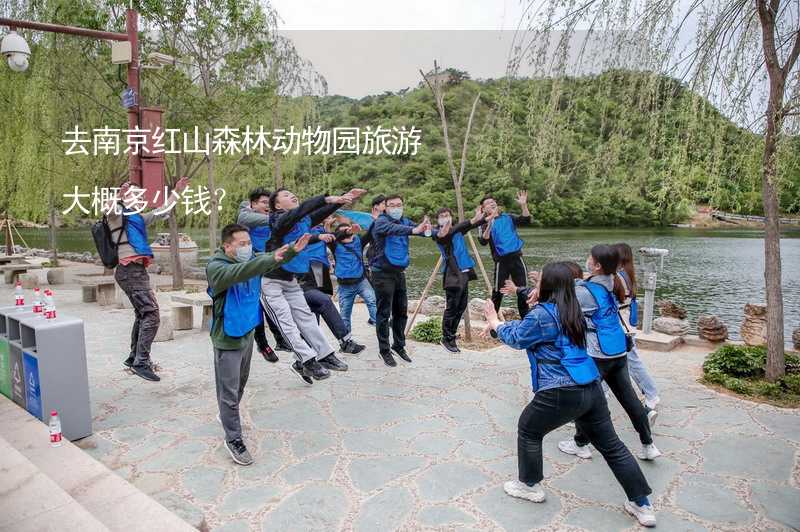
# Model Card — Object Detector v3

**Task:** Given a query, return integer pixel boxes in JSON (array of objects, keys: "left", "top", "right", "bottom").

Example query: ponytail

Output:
[{"left": 590, "top": 244, "right": 626, "bottom": 303}]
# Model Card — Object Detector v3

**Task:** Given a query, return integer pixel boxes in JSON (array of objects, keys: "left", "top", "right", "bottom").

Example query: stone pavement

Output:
[{"left": 3, "top": 264, "right": 799, "bottom": 531}]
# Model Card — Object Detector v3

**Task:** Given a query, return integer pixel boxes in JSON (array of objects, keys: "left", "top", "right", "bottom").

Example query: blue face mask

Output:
[
  {"left": 236, "top": 245, "right": 253, "bottom": 262},
  {"left": 387, "top": 207, "right": 403, "bottom": 220}
]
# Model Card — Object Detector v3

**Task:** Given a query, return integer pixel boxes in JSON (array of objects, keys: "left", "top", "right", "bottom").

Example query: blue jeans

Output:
[
  {"left": 626, "top": 346, "right": 659, "bottom": 400},
  {"left": 337, "top": 278, "right": 377, "bottom": 333}
]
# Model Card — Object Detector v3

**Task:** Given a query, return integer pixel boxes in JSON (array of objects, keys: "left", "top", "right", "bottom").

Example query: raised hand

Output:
[
  {"left": 318, "top": 233, "right": 335, "bottom": 243},
  {"left": 528, "top": 270, "right": 540, "bottom": 285},
  {"left": 500, "top": 278, "right": 517, "bottom": 296},
  {"left": 516, "top": 190, "right": 528, "bottom": 206},
  {"left": 350, "top": 223, "right": 362, "bottom": 234},
  {"left": 273, "top": 244, "right": 290, "bottom": 262},
  {"left": 412, "top": 221, "right": 427, "bottom": 235},
  {"left": 347, "top": 188, "right": 368, "bottom": 200},
  {"left": 483, "top": 299, "right": 499, "bottom": 322},
  {"left": 526, "top": 288, "right": 539, "bottom": 307},
  {"left": 174, "top": 175, "right": 191, "bottom": 193},
  {"left": 293, "top": 233, "right": 312, "bottom": 252}
]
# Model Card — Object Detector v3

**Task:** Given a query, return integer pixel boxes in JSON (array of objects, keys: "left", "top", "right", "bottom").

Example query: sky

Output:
[{"left": 269, "top": 0, "right": 536, "bottom": 98}]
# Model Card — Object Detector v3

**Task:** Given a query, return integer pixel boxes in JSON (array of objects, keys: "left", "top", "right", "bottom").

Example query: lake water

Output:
[{"left": 14, "top": 226, "right": 800, "bottom": 341}]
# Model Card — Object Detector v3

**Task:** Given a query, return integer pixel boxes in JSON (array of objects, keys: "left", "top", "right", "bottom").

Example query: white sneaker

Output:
[
  {"left": 647, "top": 409, "right": 658, "bottom": 427},
  {"left": 503, "top": 480, "right": 546, "bottom": 503},
  {"left": 644, "top": 396, "right": 660, "bottom": 410},
  {"left": 624, "top": 500, "right": 656, "bottom": 527},
  {"left": 558, "top": 440, "right": 592, "bottom": 459},
  {"left": 638, "top": 443, "right": 662, "bottom": 460}
]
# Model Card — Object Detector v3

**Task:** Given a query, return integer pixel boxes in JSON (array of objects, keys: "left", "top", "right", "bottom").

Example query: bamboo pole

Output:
[{"left": 405, "top": 256, "right": 443, "bottom": 336}]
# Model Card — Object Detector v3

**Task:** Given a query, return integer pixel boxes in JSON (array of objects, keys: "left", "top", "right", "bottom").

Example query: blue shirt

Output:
[
  {"left": 496, "top": 305, "right": 580, "bottom": 392},
  {"left": 369, "top": 214, "right": 417, "bottom": 271}
]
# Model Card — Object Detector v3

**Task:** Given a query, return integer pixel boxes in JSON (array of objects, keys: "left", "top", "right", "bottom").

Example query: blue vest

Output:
[
  {"left": 582, "top": 281, "right": 627, "bottom": 356},
  {"left": 531, "top": 303, "right": 600, "bottom": 390},
  {"left": 123, "top": 211, "right": 153, "bottom": 257},
  {"left": 619, "top": 269, "right": 638, "bottom": 326},
  {"left": 281, "top": 215, "right": 312, "bottom": 274},
  {"left": 249, "top": 225, "right": 271, "bottom": 253},
  {"left": 437, "top": 231, "right": 475, "bottom": 273},
  {"left": 384, "top": 218, "right": 412, "bottom": 269},
  {"left": 334, "top": 238, "right": 364, "bottom": 280},
  {"left": 490, "top": 213, "right": 524, "bottom": 256},
  {"left": 306, "top": 226, "right": 330, "bottom": 266},
  {"left": 207, "top": 262, "right": 262, "bottom": 338}
]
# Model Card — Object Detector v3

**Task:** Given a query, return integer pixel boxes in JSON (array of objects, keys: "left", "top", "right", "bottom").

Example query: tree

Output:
[{"left": 510, "top": 0, "right": 799, "bottom": 379}]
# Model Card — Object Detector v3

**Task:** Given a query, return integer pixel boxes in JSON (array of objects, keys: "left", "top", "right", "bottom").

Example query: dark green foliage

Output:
[
  {"left": 410, "top": 317, "right": 443, "bottom": 344},
  {"left": 702, "top": 344, "right": 800, "bottom": 404}
]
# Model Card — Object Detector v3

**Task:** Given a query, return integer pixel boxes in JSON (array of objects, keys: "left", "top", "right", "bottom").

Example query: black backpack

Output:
[{"left": 91, "top": 213, "right": 126, "bottom": 268}]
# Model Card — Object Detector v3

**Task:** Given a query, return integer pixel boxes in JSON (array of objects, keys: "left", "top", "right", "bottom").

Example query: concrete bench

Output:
[
  {"left": 77, "top": 276, "right": 117, "bottom": 306},
  {"left": 171, "top": 292, "right": 213, "bottom": 330},
  {"left": 0, "top": 254, "right": 26, "bottom": 266},
  {"left": 0, "top": 263, "right": 42, "bottom": 284},
  {"left": 171, "top": 303, "right": 194, "bottom": 330}
]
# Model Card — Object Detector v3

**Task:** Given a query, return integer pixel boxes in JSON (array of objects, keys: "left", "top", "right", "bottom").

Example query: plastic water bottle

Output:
[
  {"left": 49, "top": 411, "right": 62, "bottom": 447},
  {"left": 32, "top": 287, "right": 42, "bottom": 315},
  {"left": 14, "top": 280, "right": 24, "bottom": 306},
  {"left": 424, "top": 226, "right": 432, "bottom": 237},
  {"left": 44, "top": 289, "right": 56, "bottom": 320}
]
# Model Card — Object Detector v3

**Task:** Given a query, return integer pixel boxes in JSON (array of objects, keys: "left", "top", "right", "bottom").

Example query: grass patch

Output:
[{"left": 701, "top": 345, "right": 800, "bottom": 407}]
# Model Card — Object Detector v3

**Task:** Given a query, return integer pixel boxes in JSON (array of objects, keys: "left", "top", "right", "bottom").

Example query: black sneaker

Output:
[
  {"left": 131, "top": 363, "right": 160, "bottom": 382},
  {"left": 291, "top": 361, "right": 314, "bottom": 385},
  {"left": 259, "top": 345, "right": 279, "bottom": 363},
  {"left": 340, "top": 339, "right": 365, "bottom": 354},
  {"left": 440, "top": 340, "right": 460, "bottom": 353},
  {"left": 380, "top": 352, "right": 397, "bottom": 367},
  {"left": 123, "top": 355, "right": 134, "bottom": 368},
  {"left": 275, "top": 341, "right": 293, "bottom": 352},
  {"left": 304, "top": 359, "right": 330, "bottom": 380},
  {"left": 392, "top": 347, "right": 412, "bottom": 363},
  {"left": 319, "top": 353, "right": 348, "bottom": 371},
  {"left": 224, "top": 438, "right": 254, "bottom": 466},
  {"left": 367, "top": 319, "right": 376, "bottom": 326}
]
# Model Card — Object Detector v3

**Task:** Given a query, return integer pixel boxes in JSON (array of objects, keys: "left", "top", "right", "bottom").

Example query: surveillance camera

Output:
[{"left": 1, "top": 31, "right": 31, "bottom": 72}]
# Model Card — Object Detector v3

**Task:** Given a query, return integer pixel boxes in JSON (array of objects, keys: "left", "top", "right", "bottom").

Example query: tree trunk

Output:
[
  {"left": 168, "top": 155, "right": 185, "bottom": 290},
  {"left": 207, "top": 148, "right": 218, "bottom": 252}
]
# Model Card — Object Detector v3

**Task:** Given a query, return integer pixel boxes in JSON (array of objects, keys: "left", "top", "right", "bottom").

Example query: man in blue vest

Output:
[
  {"left": 478, "top": 190, "right": 532, "bottom": 318},
  {"left": 237, "top": 188, "right": 291, "bottom": 362},
  {"left": 369, "top": 194, "right": 431, "bottom": 367},
  {"left": 432, "top": 206, "right": 486, "bottom": 353},
  {"left": 106, "top": 177, "right": 189, "bottom": 382},
  {"left": 207, "top": 224, "right": 309, "bottom": 465},
  {"left": 263, "top": 187, "right": 367, "bottom": 383},
  {"left": 329, "top": 221, "right": 378, "bottom": 332}
]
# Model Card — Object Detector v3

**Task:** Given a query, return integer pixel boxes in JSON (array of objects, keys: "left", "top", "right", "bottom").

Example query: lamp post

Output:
[{"left": 0, "top": 8, "right": 143, "bottom": 187}]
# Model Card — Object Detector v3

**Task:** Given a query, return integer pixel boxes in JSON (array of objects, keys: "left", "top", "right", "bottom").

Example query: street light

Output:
[{"left": 0, "top": 30, "right": 31, "bottom": 72}]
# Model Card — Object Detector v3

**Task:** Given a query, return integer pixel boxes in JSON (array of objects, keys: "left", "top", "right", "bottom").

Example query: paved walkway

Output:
[{"left": 4, "top": 264, "right": 799, "bottom": 531}]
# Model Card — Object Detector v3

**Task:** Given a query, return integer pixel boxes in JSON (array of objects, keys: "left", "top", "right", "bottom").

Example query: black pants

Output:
[
  {"left": 304, "top": 288, "right": 349, "bottom": 341},
  {"left": 518, "top": 381, "right": 651, "bottom": 501},
  {"left": 443, "top": 280, "right": 469, "bottom": 342},
  {"left": 114, "top": 262, "right": 159, "bottom": 366},
  {"left": 253, "top": 302, "right": 288, "bottom": 351},
  {"left": 372, "top": 269, "right": 407, "bottom": 355},
  {"left": 575, "top": 356, "right": 653, "bottom": 446},
  {"left": 491, "top": 255, "right": 529, "bottom": 317}
]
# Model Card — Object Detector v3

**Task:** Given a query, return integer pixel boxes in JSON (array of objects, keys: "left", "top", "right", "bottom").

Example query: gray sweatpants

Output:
[
  {"left": 213, "top": 334, "right": 254, "bottom": 442},
  {"left": 260, "top": 277, "right": 333, "bottom": 364}
]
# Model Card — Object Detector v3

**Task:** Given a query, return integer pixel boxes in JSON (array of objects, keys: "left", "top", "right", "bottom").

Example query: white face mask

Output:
[
  {"left": 387, "top": 207, "right": 403, "bottom": 220},
  {"left": 236, "top": 245, "right": 253, "bottom": 262},
  {"left": 438, "top": 217, "right": 450, "bottom": 226}
]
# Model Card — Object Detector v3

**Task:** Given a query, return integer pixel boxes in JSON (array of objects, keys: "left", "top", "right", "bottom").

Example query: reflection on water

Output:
[{"left": 15, "top": 226, "right": 800, "bottom": 341}]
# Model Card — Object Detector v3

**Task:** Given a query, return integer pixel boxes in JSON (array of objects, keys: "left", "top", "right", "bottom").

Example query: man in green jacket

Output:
[{"left": 206, "top": 223, "right": 311, "bottom": 465}]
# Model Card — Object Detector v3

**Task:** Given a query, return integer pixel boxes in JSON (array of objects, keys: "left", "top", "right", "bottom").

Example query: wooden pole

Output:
[{"left": 405, "top": 256, "right": 443, "bottom": 336}]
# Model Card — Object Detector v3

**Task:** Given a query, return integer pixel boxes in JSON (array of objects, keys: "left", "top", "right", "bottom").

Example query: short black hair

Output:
[
  {"left": 249, "top": 187, "right": 271, "bottom": 204},
  {"left": 371, "top": 194, "right": 386, "bottom": 207},
  {"left": 221, "top": 223, "right": 249, "bottom": 244},
  {"left": 436, "top": 207, "right": 452, "bottom": 217},
  {"left": 480, "top": 195, "right": 496, "bottom": 206},
  {"left": 384, "top": 194, "right": 403, "bottom": 203},
  {"left": 269, "top": 187, "right": 288, "bottom": 211}
]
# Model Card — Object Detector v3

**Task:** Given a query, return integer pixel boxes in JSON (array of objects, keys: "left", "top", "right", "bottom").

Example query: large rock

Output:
[
  {"left": 46, "top": 268, "right": 64, "bottom": 285},
  {"left": 469, "top": 298, "right": 487, "bottom": 320},
  {"left": 657, "top": 299, "right": 687, "bottom": 319},
  {"left": 652, "top": 316, "right": 690, "bottom": 336},
  {"left": 741, "top": 303, "right": 767, "bottom": 346},
  {"left": 697, "top": 314, "right": 728, "bottom": 342},
  {"left": 793, "top": 327, "right": 800, "bottom": 351},
  {"left": 419, "top": 295, "right": 446, "bottom": 315}
]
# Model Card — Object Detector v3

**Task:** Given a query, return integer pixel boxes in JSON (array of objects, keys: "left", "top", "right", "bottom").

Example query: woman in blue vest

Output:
[
  {"left": 477, "top": 190, "right": 531, "bottom": 318},
  {"left": 432, "top": 206, "right": 486, "bottom": 352},
  {"left": 330, "top": 221, "right": 378, "bottom": 332},
  {"left": 559, "top": 245, "right": 661, "bottom": 464},
  {"left": 613, "top": 242, "right": 660, "bottom": 410},
  {"left": 484, "top": 262, "right": 656, "bottom": 527}
]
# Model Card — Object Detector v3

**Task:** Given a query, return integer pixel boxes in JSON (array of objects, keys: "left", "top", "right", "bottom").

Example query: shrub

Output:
[
  {"left": 410, "top": 317, "right": 443, "bottom": 344},
  {"left": 782, "top": 374, "right": 800, "bottom": 395},
  {"left": 702, "top": 345, "right": 766, "bottom": 378}
]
